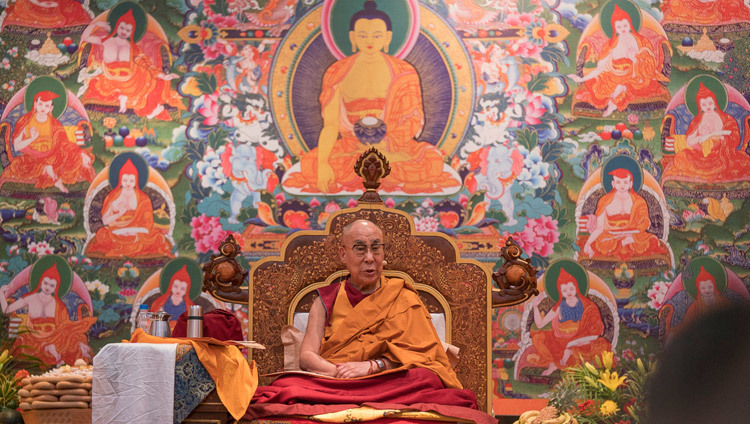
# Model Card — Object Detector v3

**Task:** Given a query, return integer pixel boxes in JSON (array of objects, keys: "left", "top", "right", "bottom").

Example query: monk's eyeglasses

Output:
[{"left": 347, "top": 243, "right": 385, "bottom": 257}]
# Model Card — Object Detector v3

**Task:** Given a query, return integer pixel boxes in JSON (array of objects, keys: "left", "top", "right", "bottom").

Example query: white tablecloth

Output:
[{"left": 92, "top": 342, "right": 177, "bottom": 424}]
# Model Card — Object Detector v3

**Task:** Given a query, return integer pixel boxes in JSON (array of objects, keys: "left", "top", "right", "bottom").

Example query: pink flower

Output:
[
  {"left": 414, "top": 216, "right": 439, "bottom": 232},
  {"left": 309, "top": 197, "right": 321, "bottom": 208},
  {"left": 421, "top": 198, "right": 434, "bottom": 208},
  {"left": 459, "top": 194, "right": 469, "bottom": 208},
  {"left": 27, "top": 241, "right": 54, "bottom": 257},
  {"left": 647, "top": 281, "right": 671, "bottom": 310},
  {"left": 196, "top": 93, "right": 223, "bottom": 126},
  {"left": 324, "top": 202, "right": 341, "bottom": 214},
  {"left": 628, "top": 114, "right": 639, "bottom": 125},
  {"left": 514, "top": 216, "right": 559, "bottom": 257},
  {"left": 119, "top": 288, "right": 136, "bottom": 297},
  {"left": 68, "top": 256, "right": 80, "bottom": 265},
  {"left": 275, "top": 193, "right": 286, "bottom": 206},
  {"left": 347, "top": 198, "right": 358, "bottom": 208},
  {"left": 384, "top": 197, "right": 396, "bottom": 208},
  {"left": 209, "top": 14, "right": 238, "bottom": 27},
  {"left": 524, "top": 94, "right": 546, "bottom": 125},
  {"left": 191, "top": 214, "right": 230, "bottom": 253},
  {"left": 508, "top": 39, "right": 542, "bottom": 58}
]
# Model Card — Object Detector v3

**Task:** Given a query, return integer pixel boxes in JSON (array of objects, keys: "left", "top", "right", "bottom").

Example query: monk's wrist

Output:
[{"left": 375, "top": 358, "right": 386, "bottom": 373}]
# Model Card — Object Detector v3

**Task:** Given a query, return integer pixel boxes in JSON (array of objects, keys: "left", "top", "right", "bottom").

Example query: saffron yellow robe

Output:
[{"left": 320, "top": 277, "right": 462, "bottom": 389}]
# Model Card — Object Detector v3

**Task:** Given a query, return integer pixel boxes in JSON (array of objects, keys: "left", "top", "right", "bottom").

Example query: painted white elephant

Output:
[
  {"left": 474, "top": 144, "right": 524, "bottom": 226},
  {"left": 224, "top": 143, "right": 272, "bottom": 224}
]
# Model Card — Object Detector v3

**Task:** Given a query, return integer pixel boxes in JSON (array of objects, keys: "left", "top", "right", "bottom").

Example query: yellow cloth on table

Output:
[{"left": 129, "top": 329, "right": 257, "bottom": 420}]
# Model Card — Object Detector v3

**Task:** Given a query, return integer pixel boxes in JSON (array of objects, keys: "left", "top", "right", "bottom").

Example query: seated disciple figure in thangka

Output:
[
  {"left": 78, "top": 1, "right": 185, "bottom": 120},
  {"left": 661, "top": 75, "right": 750, "bottom": 192},
  {"left": 568, "top": 0, "right": 671, "bottom": 119},
  {"left": 0, "top": 255, "right": 97, "bottom": 367},
  {"left": 574, "top": 154, "right": 673, "bottom": 277},
  {"left": 0, "top": 76, "right": 96, "bottom": 195},
  {"left": 513, "top": 260, "right": 617, "bottom": 383},
  {"left": 84, "top": 153, "right": 174, "bottom": 259}
]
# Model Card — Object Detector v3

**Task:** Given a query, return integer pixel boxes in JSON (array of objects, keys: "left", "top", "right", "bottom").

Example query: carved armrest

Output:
[
  {"left": 491, "top": 237, "right": 539, "bottom": 308},
  {"left": 202, "top": 235, "right": 249, "bottom": 304}
]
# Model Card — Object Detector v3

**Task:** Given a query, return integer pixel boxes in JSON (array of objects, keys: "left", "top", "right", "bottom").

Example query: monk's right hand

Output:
[
  {"left": 583, "top": 243, "right": 594, "bottom": 258},
  {"left": 334, "top": 361, "right": 371, "bottom": 379},
  {"left": 317, "top": 162, "right": 335, "bottom": 192}
]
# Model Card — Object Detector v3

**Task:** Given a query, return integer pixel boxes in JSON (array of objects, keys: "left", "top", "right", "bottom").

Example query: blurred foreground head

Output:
[{"left": 647, "top": 304, "right": 750, "bottom": 424}]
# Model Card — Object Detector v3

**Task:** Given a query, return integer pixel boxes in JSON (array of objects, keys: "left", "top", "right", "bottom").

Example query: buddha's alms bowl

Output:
[{"left": 354, "top": 116, "right": 387, "bottom": 145}]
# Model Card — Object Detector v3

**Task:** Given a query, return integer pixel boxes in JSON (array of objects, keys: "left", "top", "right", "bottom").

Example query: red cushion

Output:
[{"left": 172, "top": 308, "right": 244, "bottom": 341}]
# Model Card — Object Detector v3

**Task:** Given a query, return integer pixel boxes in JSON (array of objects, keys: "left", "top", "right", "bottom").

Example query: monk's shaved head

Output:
[
  {"left": 339, "top": 219, "right": 385, "bottom": 292},
  {"left": 341, "top": 219, "right": 382, "bottom": 245}
]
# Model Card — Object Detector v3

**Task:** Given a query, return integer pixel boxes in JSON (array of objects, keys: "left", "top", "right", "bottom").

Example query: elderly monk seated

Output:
[{"left": 246, "top": 219, "right": 496, "bottom": 423}]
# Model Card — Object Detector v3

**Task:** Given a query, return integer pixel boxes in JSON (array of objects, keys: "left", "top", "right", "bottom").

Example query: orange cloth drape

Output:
[{"left": 129, "top": 329, "right": 257, "bottom": 420}]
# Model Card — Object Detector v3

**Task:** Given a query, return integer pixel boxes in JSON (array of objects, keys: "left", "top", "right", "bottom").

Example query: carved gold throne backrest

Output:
[{"left": 249, "top": 204, "right": 493, "bottom": 413}]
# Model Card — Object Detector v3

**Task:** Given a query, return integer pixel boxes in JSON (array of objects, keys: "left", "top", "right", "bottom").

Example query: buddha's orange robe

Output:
[
  {"left": 86, "top": 188, "right": 173, "bottom": 258},
  {"left": 284, "top": 53, "right": 459, "bottom": 194},
  {"left": 1, "top": 0, "right": 91, "bottom": 29},
  {"left": 577, "top": 191, "right": 666, "bottom": 261},
  {"left": 320, "top": 277, "right": 462, "bottom": 389},
  {"left": 82, "top": 43, "right": 185, "bottom": 120},
  {"left": 663, "top": 0, "right": 750, "bottom": 24},
  {"left": 530, "top": 296, "right": 610, "bottom": 369},
  {"left": 664, "top": 109, "right": 750, "bottom": 182},
  {"left": 1, "top": 113, "right": 94, "bottom": 188},
  {"left": 582, "top": 32, "right": 669, "bottom": 112},
  {"left": 15, "top": 299, "right": 96, "bottom": 366}
]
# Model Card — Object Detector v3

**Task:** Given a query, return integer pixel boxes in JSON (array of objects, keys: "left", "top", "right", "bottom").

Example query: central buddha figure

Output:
[{"left": 283, "top": 0, "right": 460, "bottom": 194}]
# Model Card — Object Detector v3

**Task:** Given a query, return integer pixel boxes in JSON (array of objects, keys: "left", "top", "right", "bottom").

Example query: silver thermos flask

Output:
[{"left": 187, "top": 305, "right": 204, "bottom": 338}]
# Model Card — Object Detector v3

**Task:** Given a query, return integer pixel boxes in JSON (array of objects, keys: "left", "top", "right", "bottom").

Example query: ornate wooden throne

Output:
[{"left": 199, "top": 148, "right": 539, "bottom": 420}]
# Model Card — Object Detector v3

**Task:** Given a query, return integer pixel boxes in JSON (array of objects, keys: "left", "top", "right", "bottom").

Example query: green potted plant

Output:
[{"left": 0, "top": 349, "right": 24, "bottom": 424}]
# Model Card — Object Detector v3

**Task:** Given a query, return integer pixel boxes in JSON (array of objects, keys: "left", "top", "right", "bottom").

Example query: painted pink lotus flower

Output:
[
  {"left": 524, "top": 94, "right": 546, "bottom": 125},
  {"left": 196, "top": 93, "right": 225, "bottom": 126},
  {"left": 324, "top": 202, "right": 341, "bottom": 214}
]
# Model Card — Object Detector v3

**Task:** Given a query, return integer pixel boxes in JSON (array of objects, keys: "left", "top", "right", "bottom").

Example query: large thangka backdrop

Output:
[{"left": 1, "top": 0, "right": 750, "bottom": 409}]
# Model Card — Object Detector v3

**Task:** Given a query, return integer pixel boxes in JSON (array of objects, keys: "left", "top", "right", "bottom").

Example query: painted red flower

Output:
[
  {"left": 439, "top": 211, "right": 460, "bottom": 229},
  {"left": 283, "top": 211, "right": 311, "bottom": 229}
]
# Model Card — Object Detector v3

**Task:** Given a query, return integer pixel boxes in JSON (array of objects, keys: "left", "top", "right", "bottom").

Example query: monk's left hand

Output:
[{"left": 334, "top": 361, "right": 371, "bottom": 379}]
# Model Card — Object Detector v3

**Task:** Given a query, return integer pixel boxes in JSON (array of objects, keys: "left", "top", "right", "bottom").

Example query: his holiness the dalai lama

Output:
[{"left": 246, "top": 219, "right": 497, "bottom": 423}]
